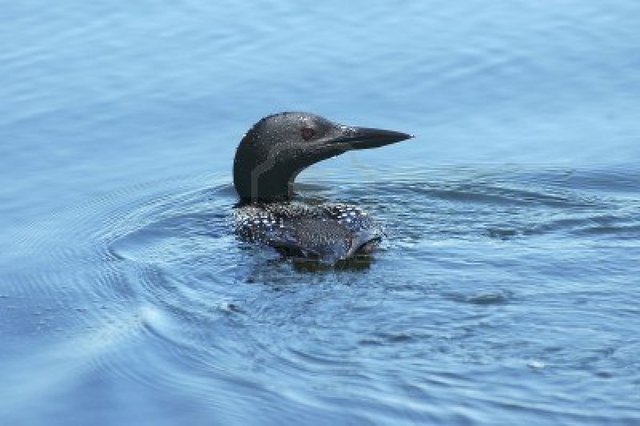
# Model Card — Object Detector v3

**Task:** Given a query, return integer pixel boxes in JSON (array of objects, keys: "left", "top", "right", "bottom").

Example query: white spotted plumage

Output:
[{"left": 232, "top": 201, "right": 382, "bottom": 260}]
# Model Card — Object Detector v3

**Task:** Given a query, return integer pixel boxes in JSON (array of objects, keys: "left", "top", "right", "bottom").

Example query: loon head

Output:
[{"left": 233, "top": 112, "right": 413, "bottom": 203}]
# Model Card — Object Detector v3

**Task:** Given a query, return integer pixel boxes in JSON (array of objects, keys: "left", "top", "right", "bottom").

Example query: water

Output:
[{"left": 1, "top": 1, "right": 639, "bottom": 424}]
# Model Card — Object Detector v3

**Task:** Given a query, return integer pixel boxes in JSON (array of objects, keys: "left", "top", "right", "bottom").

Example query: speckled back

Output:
[{"left": 232, "top": 202, "right": 383, "bottom": 261}]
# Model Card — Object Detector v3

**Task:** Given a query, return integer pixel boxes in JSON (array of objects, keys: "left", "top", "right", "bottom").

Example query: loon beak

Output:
[{"left": 331, "top": 126, "right": 414, "bottom": 150}]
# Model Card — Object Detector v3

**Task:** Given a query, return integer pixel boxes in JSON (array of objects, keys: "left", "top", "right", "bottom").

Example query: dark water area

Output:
[{"left": 1, "top": 1, "right": 639, "bottom": 425}]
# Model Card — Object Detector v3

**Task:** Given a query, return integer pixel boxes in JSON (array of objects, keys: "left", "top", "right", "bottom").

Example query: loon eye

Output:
[{"left": 301, "top": 127, "right": 315, "bottom": 141}]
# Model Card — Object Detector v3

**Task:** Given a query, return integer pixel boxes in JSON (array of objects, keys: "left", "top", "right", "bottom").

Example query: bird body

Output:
[{"left": 233, "top": 201, "right": 382, "bottom": 262}]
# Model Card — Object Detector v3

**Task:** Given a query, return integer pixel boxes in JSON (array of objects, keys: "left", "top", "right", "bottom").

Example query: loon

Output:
[{"left": 232, "top": 112, "right": 412, "bottom": 262}]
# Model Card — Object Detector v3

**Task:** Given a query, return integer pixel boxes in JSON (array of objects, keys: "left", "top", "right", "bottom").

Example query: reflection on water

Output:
[{"left": 1, "top": 1, "right": 640, "bottom": 425}]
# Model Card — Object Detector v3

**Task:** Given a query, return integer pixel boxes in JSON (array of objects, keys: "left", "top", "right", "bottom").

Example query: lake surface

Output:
[{"left": 1, "top": 1, "right": 639, "bottom": 425}]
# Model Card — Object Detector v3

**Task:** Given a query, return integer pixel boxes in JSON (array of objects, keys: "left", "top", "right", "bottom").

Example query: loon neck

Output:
[{"left": 233, "top": 157, "right": 301, "bottom": 204}]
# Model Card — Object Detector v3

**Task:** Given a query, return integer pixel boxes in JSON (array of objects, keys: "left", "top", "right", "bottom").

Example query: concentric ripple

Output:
[{"left": 2, "top": 165, "right": 639, "bottom": 424}]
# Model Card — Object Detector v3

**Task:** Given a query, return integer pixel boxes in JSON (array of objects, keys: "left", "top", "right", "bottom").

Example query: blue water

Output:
[{"left": 1, "top": 1, "right": 639, "bottom": 425}]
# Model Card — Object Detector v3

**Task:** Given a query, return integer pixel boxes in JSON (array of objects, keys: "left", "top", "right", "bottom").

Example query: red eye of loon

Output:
[{"left": 301, "top": 127, "right": 315, "bottom": 141}]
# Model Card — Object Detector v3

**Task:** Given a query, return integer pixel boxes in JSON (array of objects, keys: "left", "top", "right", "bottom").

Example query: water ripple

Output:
[{"left": 2, "top": 165, "right": 639, "bottom": 424}]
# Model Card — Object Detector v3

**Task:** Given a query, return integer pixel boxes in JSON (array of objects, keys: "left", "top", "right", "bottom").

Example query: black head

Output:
[{"left": 233, "top": 112, "right": 413, "bottom": 203}]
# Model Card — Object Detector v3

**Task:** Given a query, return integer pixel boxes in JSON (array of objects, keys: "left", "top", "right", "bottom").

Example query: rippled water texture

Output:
[{"left": 1, "top": 1, "right": 639, "bottom": 425}]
